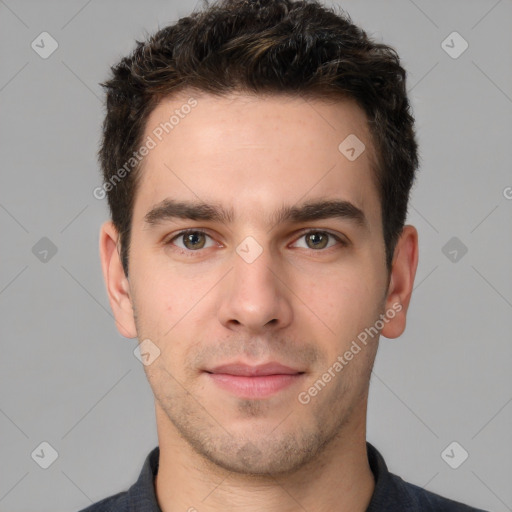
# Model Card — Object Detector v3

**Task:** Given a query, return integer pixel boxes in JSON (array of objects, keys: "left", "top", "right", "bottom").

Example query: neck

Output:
[{"left": 154, "top": 404, "right": 375, "bottom": 512}]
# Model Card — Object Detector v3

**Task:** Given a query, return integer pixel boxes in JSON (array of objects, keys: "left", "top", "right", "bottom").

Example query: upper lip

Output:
[{"left": 206, "top": 362, "right": 304, "bottom": 376}]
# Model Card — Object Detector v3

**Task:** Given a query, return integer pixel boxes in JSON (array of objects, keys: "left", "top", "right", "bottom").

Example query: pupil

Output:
[
  {"left": 186, "top": 232, "right": 204, "bottom": 249},
  {"left": 308, "top": 232, "right": 327, "bottom": 249}
]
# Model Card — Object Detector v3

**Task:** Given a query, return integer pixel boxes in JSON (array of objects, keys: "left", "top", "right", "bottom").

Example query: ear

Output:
[
  {"left": 99, "top": 220, "right": 137, "bottom": 338},
  {"left": 380, "top": 225, "right": 419, "bottom": 339}
]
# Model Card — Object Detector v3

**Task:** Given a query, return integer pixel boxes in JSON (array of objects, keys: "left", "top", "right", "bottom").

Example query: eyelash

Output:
[{"left": 164, "top": 229, "right": 347, "bottom": 255}]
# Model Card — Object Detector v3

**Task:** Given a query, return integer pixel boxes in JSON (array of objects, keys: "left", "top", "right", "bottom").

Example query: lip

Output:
[
  {"left": 207, "top": 362, "right": 304, "bottom": 376},
  {"left": 204, "top": 362, "right": 305, "bottom": 399}
]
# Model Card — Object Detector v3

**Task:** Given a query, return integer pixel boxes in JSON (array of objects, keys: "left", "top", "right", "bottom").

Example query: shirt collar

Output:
[{"left": 125, "top": 445, "right": 162, "bottom": 512}]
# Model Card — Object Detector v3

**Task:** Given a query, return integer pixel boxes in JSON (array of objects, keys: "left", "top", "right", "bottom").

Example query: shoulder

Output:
[
  {"left": 387, "top": 472, "right": 490, "bottom": 511},
  {"left": 75, "top": 445, "right": 160, "bottom": 512},
  {"left": 366, "top": 442, "right": 489, "bottom": 512},
  {"left": 76, "top": 491, "right": 128, "bottom": 512}
]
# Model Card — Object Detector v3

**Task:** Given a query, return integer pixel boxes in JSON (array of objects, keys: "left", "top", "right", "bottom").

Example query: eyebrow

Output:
[{"left": 143, "top": 198, "right": 367, "bottom": 230}]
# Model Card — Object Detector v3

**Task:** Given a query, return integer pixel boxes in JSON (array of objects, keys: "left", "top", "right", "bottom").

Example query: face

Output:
[{"left": 101, "top": 92, "right": 416, "bottom": 475}]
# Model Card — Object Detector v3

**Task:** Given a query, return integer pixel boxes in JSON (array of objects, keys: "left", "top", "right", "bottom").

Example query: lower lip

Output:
[{"left": 206, "top": 373, "right": 303, "bottom": 399}]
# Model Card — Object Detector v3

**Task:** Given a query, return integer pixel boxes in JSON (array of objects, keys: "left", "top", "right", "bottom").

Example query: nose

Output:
[{"left": 216, "top": 241, "right": 293, "bottom": 333}]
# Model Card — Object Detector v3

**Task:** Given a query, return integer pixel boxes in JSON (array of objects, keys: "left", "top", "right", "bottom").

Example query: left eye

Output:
[
  {"left": 169, "top": 230, "right": 216, "bottom": 251},
  {"left": 292, "top": 231, "right": 342, "bottom": 250}
]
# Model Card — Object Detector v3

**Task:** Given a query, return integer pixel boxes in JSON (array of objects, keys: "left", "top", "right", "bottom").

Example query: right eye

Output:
[{"left": 166, "top": 229, "right": 217, "bottom": 252}]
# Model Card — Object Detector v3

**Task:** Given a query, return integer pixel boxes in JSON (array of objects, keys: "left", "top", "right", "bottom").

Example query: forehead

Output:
[{"left": 133, "top": 91, "right": 380, "bottom": 228}]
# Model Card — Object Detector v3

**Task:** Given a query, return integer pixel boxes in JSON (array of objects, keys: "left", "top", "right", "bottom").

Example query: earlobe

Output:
[
  {"left": 99, "top": 220, "right": 138, "bottom": 339},
  {"left": 381, "top": 225, "right": 419, "bottom": 339}
]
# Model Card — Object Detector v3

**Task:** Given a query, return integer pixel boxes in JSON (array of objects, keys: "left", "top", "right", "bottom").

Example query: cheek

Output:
[
  {"left": 129, "top": 263, "right": 176, "bottom": 339},
  {"left": 308, "top": 272, "right": 377, "bottom": 327}
]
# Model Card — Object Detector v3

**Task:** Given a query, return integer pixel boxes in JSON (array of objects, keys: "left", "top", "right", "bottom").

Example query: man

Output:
[{"left": 84, "top": 0, "right": 488, "bottom": 510}]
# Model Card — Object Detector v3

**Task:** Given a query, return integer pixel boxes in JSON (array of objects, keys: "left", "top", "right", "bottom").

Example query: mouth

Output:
[{"left": 204, "top": 362, "right": 306, "bottom": 399}]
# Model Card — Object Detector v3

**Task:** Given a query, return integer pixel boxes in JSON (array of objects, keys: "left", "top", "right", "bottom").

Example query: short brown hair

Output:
[{"left": 98, "top": 0, "right": 419, "bottom": 277}]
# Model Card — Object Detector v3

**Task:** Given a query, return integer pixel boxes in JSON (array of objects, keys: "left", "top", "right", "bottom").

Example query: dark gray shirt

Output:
[{"left": 77, "top": 442, "right": 489, "bottom": 511}]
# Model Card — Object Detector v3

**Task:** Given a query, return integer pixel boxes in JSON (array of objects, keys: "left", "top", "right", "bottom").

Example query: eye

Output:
[
  {"left": 165, "top": 229, "right": 346, "bottom": 254},
  {"left": 167, "top": 230, "right": 216, "bottom": 251},
  {"left": 291, "top": 230, "right": 345, "bottom": 250}
]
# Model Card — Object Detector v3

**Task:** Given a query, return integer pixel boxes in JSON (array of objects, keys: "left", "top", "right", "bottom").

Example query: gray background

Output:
[{"left": 0, "top": 0, "right": 511, "bottom": 511}]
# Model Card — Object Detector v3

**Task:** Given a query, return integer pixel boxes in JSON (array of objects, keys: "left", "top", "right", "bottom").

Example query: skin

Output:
[{"left": 100, "top": 91, "right": 418, "bottom": 512}]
